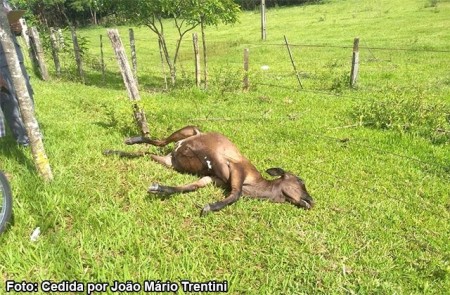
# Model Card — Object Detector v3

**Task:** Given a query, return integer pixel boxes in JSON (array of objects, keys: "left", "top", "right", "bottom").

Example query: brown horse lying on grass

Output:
[{"left": 104, "top": 126, "right": 314, "bottom": 216}]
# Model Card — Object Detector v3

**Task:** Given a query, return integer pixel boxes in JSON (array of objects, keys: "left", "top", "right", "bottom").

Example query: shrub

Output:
[
  {"left": 352, "top": 87, "right": 450, "bottom": 144},
  {"left": 424, "top": 0, "right": 439, "bottom": 8},
  {"left": 210, "top": 67, "right": 245, "bottom": 94}
]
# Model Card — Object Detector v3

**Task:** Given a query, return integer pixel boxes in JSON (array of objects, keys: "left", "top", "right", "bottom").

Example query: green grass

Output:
[{"left": 1, "top": 0, "right": 449, "bottom": 294}]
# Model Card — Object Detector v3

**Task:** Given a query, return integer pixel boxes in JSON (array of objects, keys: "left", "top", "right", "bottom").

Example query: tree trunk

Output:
[
  {"left": 158, "top": 38, "right": 168, "bottom": 90},
  {"left": 90, "top": 7, "right": 97, "bottom": 25},
  {"left": 158, "top": 35, "right": 176, "bottom": 86},
  {"left": 146, "top": 15, "right": 199, "bottom": 87},
  {"left": 0, "top": 10, "right": 53, "bottom": 181}
]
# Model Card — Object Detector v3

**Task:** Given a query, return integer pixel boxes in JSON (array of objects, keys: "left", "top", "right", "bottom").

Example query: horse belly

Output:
[{"left": 171, "top": 143, "right": 210, "bottom": 176}]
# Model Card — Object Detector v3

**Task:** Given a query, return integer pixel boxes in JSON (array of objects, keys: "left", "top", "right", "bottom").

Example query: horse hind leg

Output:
[
  {"left": 150, "top": 154, "right": 173, "bottom": 168},
  {"left": 125, "top": 125, "right": 201, "bottom": 147},
  {"left": 102, "top": 151, "right": 173, "bottom": 163}
]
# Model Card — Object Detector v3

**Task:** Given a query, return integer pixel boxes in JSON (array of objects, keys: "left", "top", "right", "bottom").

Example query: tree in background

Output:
[
  {"left": 69, "top": 0, "right": 122, "bottom": 25},
  {"left": 11, "top": 0, "right": 240, "bottom": 85},
  {"left": 234, "top": 0, "right": 322, "bottom": 10},
  {"left": 11, "top": 0, "right": 64, "bottom": 27},
  {"left": 11, "top": 0, "right": 121, "bottom": 27},
  {"left": 195, "top": 0, "right": 241, "bottom": 87},
  {"left": 116, "top": 0, "right": 240, "bottom": 85},
  {"left": 70, "top": 0, "right": 100, "bottom": 25}
]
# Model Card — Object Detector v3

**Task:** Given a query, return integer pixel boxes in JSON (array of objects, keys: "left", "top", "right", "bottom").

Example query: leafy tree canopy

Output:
[{"left": 10, "top": 0, "right": 241, "bottom": 85}]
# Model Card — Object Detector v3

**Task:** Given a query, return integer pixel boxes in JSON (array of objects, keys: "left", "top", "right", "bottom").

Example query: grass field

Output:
[{"left": 1, "top": 0, "right": 449, "bottom": 293}]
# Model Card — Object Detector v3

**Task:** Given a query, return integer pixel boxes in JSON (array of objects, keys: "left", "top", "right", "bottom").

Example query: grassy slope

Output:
[{"left": 1, "top": 0, "right": 449, "bottom": 294}]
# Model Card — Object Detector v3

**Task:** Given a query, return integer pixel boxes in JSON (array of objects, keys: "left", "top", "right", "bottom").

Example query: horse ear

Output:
[{"left": 266, "top": 168, "right": 286, "bottom": 177}]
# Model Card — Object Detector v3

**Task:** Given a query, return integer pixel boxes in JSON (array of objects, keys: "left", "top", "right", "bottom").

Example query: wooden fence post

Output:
[
  {"left": 243, "top": 48, "right": 249, "bottom": 90},
  {"left": 49, "top": 27, "right": 61, "bottom": 76},
  {"left": 192, "top": 32, "right": 201, "bottom": 87},
  {"left": 107, "top": 29, "right": 149, "bottom": 136},
  {"left": 100, "top": 34, "right": 105, "bottom": 82},
  {"left": 71, "top": 27, "right": 85, "bottom": 83},
  {"left": 19, "top": 18, "right": 30, "bottom": 48},
  {"left": 261, "top": 0, "right": 266, "bottom": 40},
  {"left": 129, "top": 28, "right": 138, "bottom": 85},
  {"left": 0, "top": 10, "right": 53, "bottom": 181},
  {"left": 350, "top": 37, "right": 360, "bottom": 87},
  {"left": 57, "top": 29, "right": 65, "bottom": 50},
  {"left": 284, "top": 35, "right": 302, "bottom": 89},
  {"left": 28, "top": 27, "right": 49, "bottom": 80}
]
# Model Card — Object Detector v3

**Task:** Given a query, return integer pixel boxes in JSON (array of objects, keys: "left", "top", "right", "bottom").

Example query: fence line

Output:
[
  {"left": 87, "top": 54, "right": 446, "bottom": 73},
  {"left": 184, "top": 114, "right": 449, "bottom": 174},
  {"left": 40, "top": 31, "right": 449, "bottom": 107},
  {"left": 127, "top": 36, "right": 450, "bottom": 54},
  {"left": 23, "top": 28, "right": 449, "bottom": 128},
  {"left": 257, "top": 82, "right": 363, "bottom": 100},
  {"left": 243, "top": 42, "right": 450, "bottom": 53},
  {"left": 105, "top": 34, "right": 450, "bottom": 54}
]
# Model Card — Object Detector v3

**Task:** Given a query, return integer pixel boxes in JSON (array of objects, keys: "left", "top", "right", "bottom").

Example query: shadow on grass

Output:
[
  {"left": 0, "top": 136, "right": 36, "bottom": 233},
  {"left": 93, "top": 120, "right": 138, "bottom": 138},
  {"left": 0, "top": 136, "right": 35, "bottom": 171}
]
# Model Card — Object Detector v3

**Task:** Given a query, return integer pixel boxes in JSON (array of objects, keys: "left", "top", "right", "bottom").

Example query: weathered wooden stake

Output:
[
  {"left": 192, "top": 32, "right": 201, "bottom": 87},
  {"left": 70, "top": 27, "right": 85, "bottom": 83},
  {"left": 107, "top": 29, "right": 149, "bottom": 136},
  {"left": 28, "top": 26, "right": 49, "bottom": 80},
  {"left": 284, "top": 35, "right": 302, "bottom": 89},
  {"left": 261, "top": 0, "right": 267, "bottom": 40},
  {"left": 158, "top": 38, "right": 168, "bottom": 91},
  {"left": 0, "top": 10, "right": 53, "bottom": 181},
  {"left": 129, "top": 28, "right": 138, "bottom": 85},
  {"left": 100, "top": 34, "right": 105, "bottom": 82},
  {"left": 19, "top": 18, "right": 30, "bottom": 48},
  {"left": 243, "top": 48, "right": 249, "bottom": 90},
  {"left": 49, "top": 27, "right": 61, "bottom": 76},
  {"left": 350, "top": 37, "right": 360, "bottom": 87},
  {"left": 57, "top": 29, "right": 65, "bottom": 50}
]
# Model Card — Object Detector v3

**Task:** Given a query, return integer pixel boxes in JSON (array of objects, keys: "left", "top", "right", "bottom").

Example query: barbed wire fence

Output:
[
  {"left": 28, "top": 26, "right": 450, "bottom": 93},
  {"left": 24, "top": 26, "right": 450, "bottom": 221}
]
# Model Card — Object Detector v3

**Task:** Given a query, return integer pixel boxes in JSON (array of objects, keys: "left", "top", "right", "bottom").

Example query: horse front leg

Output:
[{"left": 148, "top": 176, "right": 214, "bottom": 195}]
